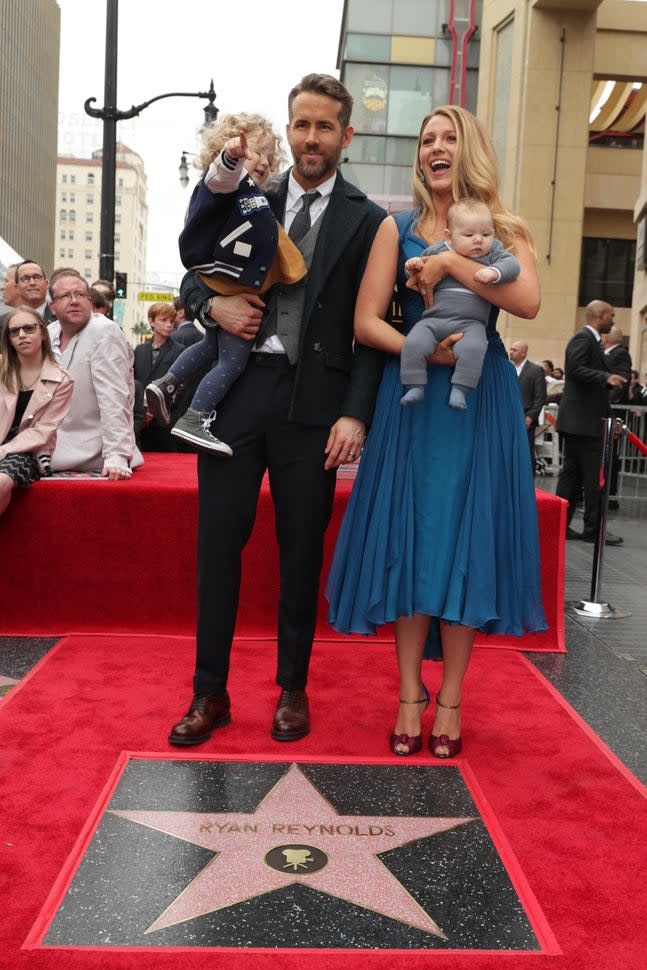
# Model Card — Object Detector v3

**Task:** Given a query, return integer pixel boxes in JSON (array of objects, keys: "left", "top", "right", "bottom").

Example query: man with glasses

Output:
[
  {"left": 47, "top": 272, "right": 142, "bottom": 479},
  {"left": 14, "top": 260, "right": 55, "bottom": 322}
]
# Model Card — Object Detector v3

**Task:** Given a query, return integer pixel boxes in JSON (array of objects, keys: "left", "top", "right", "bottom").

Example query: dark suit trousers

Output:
[
  {"left": 556, "top": 433, "right": 602, "bottom": 535},
  {"left": 194, "top": 354, "right": 336, "bottom": 696}
]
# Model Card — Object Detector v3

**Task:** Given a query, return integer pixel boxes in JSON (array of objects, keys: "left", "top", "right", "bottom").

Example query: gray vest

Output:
[{"left": 255, "top": 213, "right": 322, "bottom": 364}]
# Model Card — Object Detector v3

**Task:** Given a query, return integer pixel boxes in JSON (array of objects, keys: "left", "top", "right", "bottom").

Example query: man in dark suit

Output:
[
  {"left": 171, "top": 297, "right": 203, "bottom": 348},
  {"left": 169, "top": 74, "right": 387, "bottom": 747},
  {"left": 556, "top": 301, "right": 627, "bottom": 545},
  {"left": 602, "top": 325, "right": 632, "bottom": 509},
  {"left": 509, "top": 340, "right": 546, "bottom": 470}
]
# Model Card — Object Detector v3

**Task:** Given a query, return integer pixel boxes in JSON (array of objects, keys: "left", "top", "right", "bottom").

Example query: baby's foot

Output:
[
  {"left": 401, "top": 386, "right": 424, "bottom": 406},
  {"left": 449, "top": 387, "right": 467, "bottom": 410}
]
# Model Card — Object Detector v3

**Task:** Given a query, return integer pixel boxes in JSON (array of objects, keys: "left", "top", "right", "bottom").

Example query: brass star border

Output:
[{"left": 28, "top": 754, "right": 559, "bottom": 953}]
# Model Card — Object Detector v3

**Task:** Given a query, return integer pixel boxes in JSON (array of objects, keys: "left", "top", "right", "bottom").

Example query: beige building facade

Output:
[
  {"left": 55, "top": 143, "right": 149, "bottom": 342},
  {"left": 479, "top": 0, "right": 646, "bottom": 370},
  {"left": 0, "top": 0, "right": 60, "bottom": 272}
]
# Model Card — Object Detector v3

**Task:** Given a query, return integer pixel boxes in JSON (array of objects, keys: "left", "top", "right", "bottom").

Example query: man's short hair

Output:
[{"left": 288, "top": 74, "right": 353, "bottom": 130}]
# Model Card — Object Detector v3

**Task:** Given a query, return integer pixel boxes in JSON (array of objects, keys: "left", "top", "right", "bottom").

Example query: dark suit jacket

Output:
[
  {"left": 518, "top": 359, "right": 546, "bottom": 424},
  {"left": 605, "top": 343, "right": 632, "bottom": 404},
  {"left": 133, "top": 338, "right": 186, "bottom": 425},
  {"left": 556, "top": 327, "right": 611, "bottom": 438},
  {"left": 181, "top": 169, "right": 387, "bottom": 429},
  {"left": 172, "top": 321, "right": 203, "bottom": 348}
]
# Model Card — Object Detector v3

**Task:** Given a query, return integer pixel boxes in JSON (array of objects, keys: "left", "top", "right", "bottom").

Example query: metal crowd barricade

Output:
[
  {"left": 568, "top": 417, "right": 632, "bottom": 620},
  {"left": 612, "top": 404, "right": 647, "bottom": 505}
]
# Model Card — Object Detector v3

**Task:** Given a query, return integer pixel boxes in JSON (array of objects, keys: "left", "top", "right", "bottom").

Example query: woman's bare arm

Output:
[
  {"left": 354, "top": 218, "right": 405, "bottom": 354},
  {"left": 416, "top": 235, "right": 540, "bottom": 319},
  {"left": 354, "top": 217, "right": 462, "bottom": 364}
]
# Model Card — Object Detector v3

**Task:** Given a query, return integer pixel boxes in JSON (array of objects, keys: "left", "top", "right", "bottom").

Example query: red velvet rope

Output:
[{"left": 624, "top": 428, "right": 647, "bottom": 457}]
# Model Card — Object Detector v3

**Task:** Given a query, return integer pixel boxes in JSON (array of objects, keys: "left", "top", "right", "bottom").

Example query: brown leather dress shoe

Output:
[
  {"left": 271, "top": 689, "right": 310, "bottom": 741},
  {"left": 168, "top": 692, "right": 231, "bottom": 746}
]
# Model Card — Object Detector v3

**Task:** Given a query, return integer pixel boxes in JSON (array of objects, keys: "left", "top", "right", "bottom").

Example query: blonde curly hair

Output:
[
  {"left": 196, "top": 112, "right": 286, "bottom": 177},
  {"left": 411, "top": 105, "right": 534, "bottom": 253}
]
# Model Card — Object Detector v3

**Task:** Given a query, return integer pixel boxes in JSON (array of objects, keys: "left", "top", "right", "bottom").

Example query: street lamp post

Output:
[{"left": 84, "top": 0, "right": 218, "bottom": 283}]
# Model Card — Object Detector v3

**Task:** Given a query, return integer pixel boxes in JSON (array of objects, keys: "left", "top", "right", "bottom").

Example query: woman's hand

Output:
[
  {"left": 428, "top": 332, "right": 463, "bottom": 366},
  {"left": 208, "top": 293, "right": 265, "bottom": 340},
  {"left": 415, "top": 253, "right": 449, "bottom": 309}
]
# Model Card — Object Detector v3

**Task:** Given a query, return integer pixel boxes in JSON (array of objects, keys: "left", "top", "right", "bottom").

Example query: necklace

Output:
[{"left": 19, "top": 372, "right": 41, "bottom": 391}]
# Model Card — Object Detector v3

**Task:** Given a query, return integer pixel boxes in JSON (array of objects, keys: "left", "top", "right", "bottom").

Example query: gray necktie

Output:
[{"left": 288, "top": 191, "right": 321, "bottom": 244}]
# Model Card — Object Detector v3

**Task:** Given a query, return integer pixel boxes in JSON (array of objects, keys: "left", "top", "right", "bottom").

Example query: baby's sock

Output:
[
  {"left": 449, "top": 384, "right": 470, "bottom": 411},
  {"left": 400, "top": 385, "right": 424, "bottom": 406}
]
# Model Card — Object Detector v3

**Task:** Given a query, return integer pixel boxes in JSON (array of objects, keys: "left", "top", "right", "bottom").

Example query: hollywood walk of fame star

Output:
[{"left": 110, "top": 763, "right": 475, "bottom": 937}]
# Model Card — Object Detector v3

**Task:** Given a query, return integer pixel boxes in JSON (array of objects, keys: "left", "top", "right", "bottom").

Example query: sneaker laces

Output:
[{"left": 200, "top": 411, "right": 217, "bottom": 435}]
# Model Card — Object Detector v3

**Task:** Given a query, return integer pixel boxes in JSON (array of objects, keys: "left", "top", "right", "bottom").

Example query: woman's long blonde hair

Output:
[
  {"left": 411, "top": 105, "right": 533, "bottom": 252},
  {"left": 196, "top": 112, "right": 286, "bottom": 177},
  {"left": 0, "top": 307, "right": 55, "bottom": 393}
]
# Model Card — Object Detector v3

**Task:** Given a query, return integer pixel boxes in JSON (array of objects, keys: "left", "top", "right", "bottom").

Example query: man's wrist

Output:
[{"left": 199, "top": 297, "right": 218, "bottom": 330}]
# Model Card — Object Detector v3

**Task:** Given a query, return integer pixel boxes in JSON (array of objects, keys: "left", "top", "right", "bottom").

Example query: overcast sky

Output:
[{"left": 57, "top": 0, "right": 345, "bottom": 285}]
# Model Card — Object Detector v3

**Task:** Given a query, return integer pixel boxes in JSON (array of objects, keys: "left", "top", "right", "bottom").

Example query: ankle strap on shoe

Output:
[
  {"left": 436, "top": 693, "right": 461, "bottom": 709},
  {"left": 399, "top": 696, "right": 428, "bottom": 704}
]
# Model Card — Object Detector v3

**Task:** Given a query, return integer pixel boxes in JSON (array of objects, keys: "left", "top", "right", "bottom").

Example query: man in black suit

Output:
[
  {"left": 169, "top": 74, "right": 387, "bottom": 747},
  {"left": 602, "top": 325, "right": 632, "bottom": 509},
  {"left": 509, "top": 340, "right": 546, "bottom": 470},
  {"left": 556, "top": 301, "right": 627, "bottom": 545},
  {"left": 171, "top": 297, "right": 203, "bottom": 348}
]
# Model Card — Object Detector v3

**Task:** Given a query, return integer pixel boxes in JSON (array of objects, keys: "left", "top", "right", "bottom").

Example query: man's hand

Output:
[
  {"left": 607, "top": 374, "right": 626, "bottom": 389},
  {"left": 208, "top": 293, "right": 265, "bottom": 340},
  {"left": 102, "top": 466, "right": 132, "bottom": 481},
  {"left": 427, "top": 332, "right": 464, "bottom": 366},
  {"left": 324, "top": 417, "right": 366, "bottom": 470}
]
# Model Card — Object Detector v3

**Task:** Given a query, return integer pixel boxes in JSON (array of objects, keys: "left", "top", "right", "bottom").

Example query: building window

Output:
[
  {"left": 67, "top": 248, "right": 74, "bottom": 259},
  {"left": 84, "top": 269, "right": 92, "bottom": 280},
  {"left": 579, "top": 237, "right": 636, "bottom": 307},
  {"left": 69, "top": 193, "right": 75, "bottom": 203},
  {"left": 115, "top": 195, "right": 121, "bottom": 206},
  {"left": 59, "top": 210, "right": 67, "bottom": 222},
  {"left": 114, "top": 233, "right": 121, "bottom": 243},
  {"left": 62, "top": 174, "right": 68, "bottom": 184},
  {"left": 88, "top": 173, "right": 95, "bottom": 185},
  {"left": 86, "top": 212, "right": 94, "bottom": 223},
  {"left": 68, "top": 230, "right": 75, "bottom": 240},
  {"left": 85, "top": 231, "right": 93, "bottom": 241},
  {"left": 70, "top": 175, "right": 76, "bottom": 184},
  {"left": 60, "top": 229, "right": 66, "bottom": 239},
  {"left": 118, "top": 178, "right": 124, "bottom": 187},
  {"left": 85, "top": 249, "right": 92, "bottom": 260},
  {"left": 61, "top": 192, "right": 67, "bottom": 203},
  {"left": 59, "top": 248, "right": 65, "bottom": 259},
  {"left": 87, "top": 194, "right": 94, "bottom": 205},
  {"left": 115, "top": 214, "right": 121, "bottom": 224}
]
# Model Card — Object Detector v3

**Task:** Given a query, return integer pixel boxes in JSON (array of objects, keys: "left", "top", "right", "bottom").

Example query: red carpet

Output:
[
  {"left": 0, "top": 453, "right": 565, "bottom": 651},
  {"left": 1, "top": 634, "right": 644, "bottom": 969}
]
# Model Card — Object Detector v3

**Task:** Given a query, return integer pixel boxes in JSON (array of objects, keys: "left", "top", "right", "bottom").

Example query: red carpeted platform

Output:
[
  {"left": 1, "top": 635, "right": 645, "bottom": 968},
  {"left": 0, "top": 453, "right": 565, "bottom": 650}
]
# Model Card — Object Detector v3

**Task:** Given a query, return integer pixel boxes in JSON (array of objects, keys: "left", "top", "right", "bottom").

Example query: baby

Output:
[{"left": 401, "top": 198, "right": 520, "bottom": 410}]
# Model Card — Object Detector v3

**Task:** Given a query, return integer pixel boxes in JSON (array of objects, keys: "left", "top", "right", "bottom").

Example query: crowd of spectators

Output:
[{"left": 0, "top": 260, "right": 202, "bottom": 510}]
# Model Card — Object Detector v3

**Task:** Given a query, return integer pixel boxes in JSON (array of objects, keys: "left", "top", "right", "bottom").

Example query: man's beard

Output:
[{"left": 294, "top": 147, "right": 341, "bottom": 183}]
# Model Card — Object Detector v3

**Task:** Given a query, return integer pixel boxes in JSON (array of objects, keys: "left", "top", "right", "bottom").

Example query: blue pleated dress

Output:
[{"left": 326, "top": 210, "right": 547, "bottom": 658}]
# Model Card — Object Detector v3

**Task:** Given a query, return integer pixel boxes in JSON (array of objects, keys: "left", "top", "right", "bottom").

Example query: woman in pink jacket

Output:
[{"left": 0, "top": 307, "right": 73, "bottom": 515}]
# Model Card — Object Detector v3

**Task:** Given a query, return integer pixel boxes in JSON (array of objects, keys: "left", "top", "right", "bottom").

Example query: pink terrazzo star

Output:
[{"left": 110, "top": 763, "right": 475, "bottom": 937}]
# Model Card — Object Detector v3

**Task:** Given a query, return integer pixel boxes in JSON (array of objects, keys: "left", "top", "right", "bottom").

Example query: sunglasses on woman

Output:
[{"left": 7, "top": 323, "right": 41, "bottom": 337}]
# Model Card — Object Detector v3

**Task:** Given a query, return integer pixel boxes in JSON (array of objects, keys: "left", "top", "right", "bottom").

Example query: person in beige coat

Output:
[
  {"left": 0, "top": 307, "right": 73, "bottom": 516},
  {"left": 46, "top": 273, "right": 143, "bottom": 479}
]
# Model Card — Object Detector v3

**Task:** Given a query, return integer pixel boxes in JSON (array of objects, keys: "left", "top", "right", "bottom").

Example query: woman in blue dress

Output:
[{"left": 326, "top": 106, "right": 546, "bottom": 758}]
